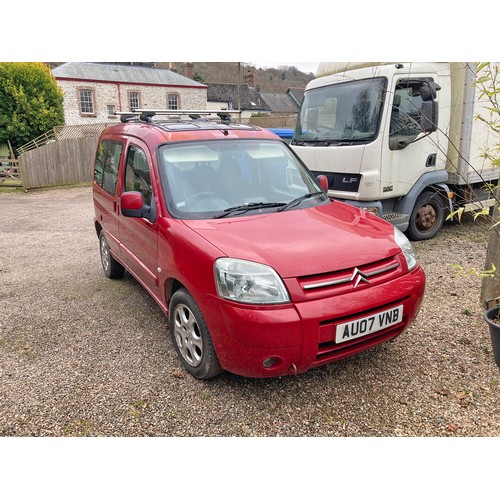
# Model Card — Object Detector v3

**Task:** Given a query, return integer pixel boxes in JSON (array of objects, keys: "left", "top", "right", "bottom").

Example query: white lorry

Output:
[{"left": 291, "top": 62, "right": 499, "bottom": 240}]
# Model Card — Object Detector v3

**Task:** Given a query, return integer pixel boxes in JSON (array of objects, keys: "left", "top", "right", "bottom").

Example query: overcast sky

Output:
[{"left": 3, "top": 2, "right": 494, "bottom": 66}]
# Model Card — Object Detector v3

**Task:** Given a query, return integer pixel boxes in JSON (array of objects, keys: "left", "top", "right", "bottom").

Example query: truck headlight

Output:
[
  {"left": 214, "top": 258, "right": 290, "bottom": 304},
  {"left": 394, "top": 227, "right": 417, "bottom": 271}
]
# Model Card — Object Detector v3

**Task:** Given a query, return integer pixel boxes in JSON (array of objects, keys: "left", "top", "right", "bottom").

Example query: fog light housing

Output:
[
  {"left": 262, "top": 357, "right": 277, "bottom": 368},
  {"left": 363, "top": 206, "right": 379, "bottom": 215}
]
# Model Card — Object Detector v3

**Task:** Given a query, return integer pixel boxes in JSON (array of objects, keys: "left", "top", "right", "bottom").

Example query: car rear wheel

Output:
[
  {"left": 169, "top": 288, "right": 223, "bottom": 379},
  {"left": 99, "top": 231, "right": 125, "bottom": 279}
]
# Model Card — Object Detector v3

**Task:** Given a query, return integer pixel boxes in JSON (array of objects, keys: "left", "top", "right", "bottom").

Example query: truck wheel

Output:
[
  {"left": 169, "top": 288, "right": 223, "bottom": 380},
  {"left": 406, "top": 191, "right": 445, "bottom": 241},
  {"left": 99, "top": 231, "right": 125, "bottom": 279}
]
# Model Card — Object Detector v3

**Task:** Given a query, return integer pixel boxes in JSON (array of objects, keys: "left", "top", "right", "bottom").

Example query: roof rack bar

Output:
[
  {"left": 116, "top": 109, "right": 241, "bottom": 123},
  {"left": 115, "top": 109, "right": 241, "bottom": 116}
]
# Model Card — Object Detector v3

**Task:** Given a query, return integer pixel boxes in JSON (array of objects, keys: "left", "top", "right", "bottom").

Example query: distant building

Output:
[
  {"left": 205, "top": 70, "right": 271, "bottom": 118},
  {"left": 286, "top": 87, "right": 305, "bottom": 108},
  {"left": 52, "top": 62, "right": 207, "bottom": 125},
  {"left": 260, "top": 88, "right": 305, "bottom": 115}
]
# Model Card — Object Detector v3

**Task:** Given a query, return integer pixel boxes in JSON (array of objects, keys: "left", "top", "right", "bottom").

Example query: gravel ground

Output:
[{"left": 0, "top": 185, "right": 499, "bottom": 438}]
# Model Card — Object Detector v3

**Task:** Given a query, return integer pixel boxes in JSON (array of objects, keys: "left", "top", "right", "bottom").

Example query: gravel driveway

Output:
[{"left": 0, "top": 186, "right": 499, "bottom": 437}]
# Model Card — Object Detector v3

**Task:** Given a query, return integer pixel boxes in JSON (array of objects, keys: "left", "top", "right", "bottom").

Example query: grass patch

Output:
[{"left": 23, "top": 181, "right": 92, "bottom": 193}]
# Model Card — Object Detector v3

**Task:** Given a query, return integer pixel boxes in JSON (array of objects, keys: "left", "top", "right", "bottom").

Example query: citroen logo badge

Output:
[{"left": 351, "top": 268, "right": 370, "bottom": 288}]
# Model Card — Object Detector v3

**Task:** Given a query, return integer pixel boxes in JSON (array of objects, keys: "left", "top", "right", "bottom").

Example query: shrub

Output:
[{"left": 0, "top": 62, "right": 64, "bottom": 152}]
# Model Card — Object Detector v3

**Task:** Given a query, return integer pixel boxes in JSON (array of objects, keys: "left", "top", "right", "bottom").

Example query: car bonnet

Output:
[{"left": 182, "top": 201, "right": 401, "bottom": 278}]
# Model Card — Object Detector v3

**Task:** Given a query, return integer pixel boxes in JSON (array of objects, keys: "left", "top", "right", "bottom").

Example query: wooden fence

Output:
[
  {"left": 16, "top": 116, "right": 297, "bottom": 190},
  {"left": 246, "top": 115, "right": 297, "bottom": 128},
  {"left": 19, "top": 136, "right": 99, "bottom": 190}
]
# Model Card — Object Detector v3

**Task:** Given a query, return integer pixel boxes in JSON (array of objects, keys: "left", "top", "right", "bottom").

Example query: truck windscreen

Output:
[{"left": 293, "top": 77, "right": 387, "bottom": 144}]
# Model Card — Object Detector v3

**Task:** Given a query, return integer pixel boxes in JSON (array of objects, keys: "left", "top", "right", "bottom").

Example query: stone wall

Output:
[{"left": 57, "top": 80, "right": 207, "bottom": 125}]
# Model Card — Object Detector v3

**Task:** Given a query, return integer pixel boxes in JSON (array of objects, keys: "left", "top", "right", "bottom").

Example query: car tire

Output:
[
  {"left": 99, "top": 231, "right": 125, "bottom": 279},
  {"left": 405, "top": 190, "right": 445, "bottom": 241},
  {"left": 169, "top": 288, "right": 223, "bottom": 380}
]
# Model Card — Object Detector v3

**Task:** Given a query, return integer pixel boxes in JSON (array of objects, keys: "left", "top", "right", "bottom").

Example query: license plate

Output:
[{"left": 335, "top": 305, "right": 403, "bottom": 344}]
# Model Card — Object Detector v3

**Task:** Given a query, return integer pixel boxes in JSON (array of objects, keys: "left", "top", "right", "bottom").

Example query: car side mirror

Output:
[
  {"left": 121, "top": 191, "right": 156, "bottom": 222},
  {"left": 317, "top": 174, "right": 329, "bottom": 192}
]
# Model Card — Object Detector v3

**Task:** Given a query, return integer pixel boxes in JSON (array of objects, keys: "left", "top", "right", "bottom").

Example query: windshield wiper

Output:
[
  {"left": 213, "top": 202, "right": 287, "bottom": 219},
  {"left": 276, "top": 191, "right": 326, "bottom": 212},
  {"left": 293, "top": 138, "right": 318, "bottom": 144},
  {"left": 293, "top": 139, "right": 364, "bottom": 147},
  {"left": 293, "top": 139, "right": 349, "bottom": 146}
]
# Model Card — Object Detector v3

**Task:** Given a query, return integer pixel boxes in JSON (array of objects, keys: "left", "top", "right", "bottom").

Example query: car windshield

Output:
[
  {"left": 158, "top": 139, "right": 329, "bottom": 219},
  {"left": 293, "top": 77, "right": 387, "bottom": 144}
]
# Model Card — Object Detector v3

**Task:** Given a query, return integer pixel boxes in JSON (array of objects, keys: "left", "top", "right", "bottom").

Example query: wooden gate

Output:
[{"left": 0, "top": 141, "right": 21, "bottom": 187}]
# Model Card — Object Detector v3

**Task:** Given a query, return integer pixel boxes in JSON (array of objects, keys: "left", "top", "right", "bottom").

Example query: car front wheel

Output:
[{"left": 169, "top": 288, "right": 223, "bottom": 379}]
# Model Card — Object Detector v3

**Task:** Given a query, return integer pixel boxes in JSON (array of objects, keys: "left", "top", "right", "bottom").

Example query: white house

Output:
[{"left": 52, "top": 62, "right": 207, "bottom": 125}]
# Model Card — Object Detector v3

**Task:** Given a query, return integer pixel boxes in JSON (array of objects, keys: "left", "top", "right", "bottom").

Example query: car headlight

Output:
[
  {"left": 394, "top": 227, "right": 417, "bottom": 271},
  {"left": 214, "top": 258, "right": 290, "bottom": 304}
]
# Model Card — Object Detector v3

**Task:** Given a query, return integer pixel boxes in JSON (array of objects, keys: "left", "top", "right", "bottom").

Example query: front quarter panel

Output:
[{"left": 157, "top": 217, "right": 224, "bottom": 308}]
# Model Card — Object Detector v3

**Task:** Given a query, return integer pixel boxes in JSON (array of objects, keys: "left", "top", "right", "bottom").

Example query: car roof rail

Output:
[
  {"left": 115, "top": 109, "right": 240, "bottom": 124},
  {"left": 119, "top": 113, "right": 141, "bottom": 123}
]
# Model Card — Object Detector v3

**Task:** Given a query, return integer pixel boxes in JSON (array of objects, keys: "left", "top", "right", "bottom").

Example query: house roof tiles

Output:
[
  {"left": 52, "top": 62, "right": 206, "bottom": 88},
  {"left": 260, "top": 92, "right": 299, "bottom": 113},
  {"left": 207, "top": 82, "right": 271, "bottom": 112},
  {"left": 287, "top": 87, "right": 305, "bottom": 106}
]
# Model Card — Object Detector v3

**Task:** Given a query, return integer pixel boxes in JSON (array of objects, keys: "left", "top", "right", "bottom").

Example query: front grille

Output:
[{"left": 298, "top": 256, "right": 400, "bottom": 295}]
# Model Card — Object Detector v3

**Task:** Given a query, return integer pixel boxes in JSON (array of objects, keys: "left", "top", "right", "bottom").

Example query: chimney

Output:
[
  {"left": 183, "top": 63, "right": 194, "bottom": 80},
  {"left": 156, "top": 62, "right": 177, "bottom": 72},
  {"left": 244, "top": 69, "right": 254, "bottom": 87}
]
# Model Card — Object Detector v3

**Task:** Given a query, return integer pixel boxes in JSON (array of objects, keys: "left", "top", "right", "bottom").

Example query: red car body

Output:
[{"left": 93, "top": 114, "right": 425, "bottom": 379}]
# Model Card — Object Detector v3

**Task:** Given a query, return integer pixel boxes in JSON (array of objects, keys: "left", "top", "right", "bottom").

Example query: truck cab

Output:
[{"left": 291, "top": 62, "right": 498, "bottom": 240}]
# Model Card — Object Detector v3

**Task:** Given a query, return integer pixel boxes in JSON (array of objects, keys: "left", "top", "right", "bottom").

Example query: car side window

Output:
[
  {"left": 124, "top": 145, "right": 153, "bottom": 205},
  {"left": 94, "top": 141, "right": 123, "bottom": 195}
]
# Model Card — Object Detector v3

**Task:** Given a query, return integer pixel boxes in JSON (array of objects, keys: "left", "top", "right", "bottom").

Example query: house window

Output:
[
  {"left": 79, "top": 89, "right": 95, "bottom": 115},
  {"left": 168, "top": 93, "right": 180, "bottom": 110},
  {"left": 129, "top": 92, "right": 139, "bottom": 111},
  {"left": 107, "top": 105, "right": 116, "bottom": 116}
]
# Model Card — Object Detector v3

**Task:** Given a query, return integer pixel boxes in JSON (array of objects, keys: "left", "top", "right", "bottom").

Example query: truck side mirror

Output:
[
  {"left": 420, "top": 101, "right": 438, "bottom": 133},
  {"left": 420, "top": 81, "right": 441, "bottom": 102}
]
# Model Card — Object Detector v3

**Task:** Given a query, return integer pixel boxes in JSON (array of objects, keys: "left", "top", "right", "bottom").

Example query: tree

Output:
[
  {"left": 476, "top": 62, "right": 500, "bottom": 305},
  {"left": 192, "top": 71, "right": 205, "bottom": 83},
  {"left": 0, "top": 62, "right": 64, "bottom": 152}
]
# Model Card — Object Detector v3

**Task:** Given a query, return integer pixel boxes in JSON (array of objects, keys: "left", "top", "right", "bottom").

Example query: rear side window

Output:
[
  {"left": 124, "top": 145, "right": 153, "bottom": 205},
  {"left": 94, "top": 141, "right": 123, "bottom": 195}
]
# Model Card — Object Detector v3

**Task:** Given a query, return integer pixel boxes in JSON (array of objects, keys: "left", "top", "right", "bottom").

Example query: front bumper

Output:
[{"left": 199, "top": 266, "right": 426, "bottom": 378}]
